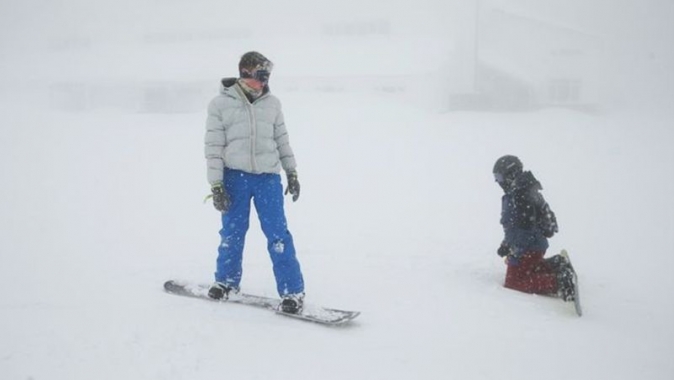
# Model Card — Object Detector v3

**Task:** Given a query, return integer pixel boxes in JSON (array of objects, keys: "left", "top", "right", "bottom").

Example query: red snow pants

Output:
[{"left": 504, "top": 251, "right": 558, "bottom": 295}]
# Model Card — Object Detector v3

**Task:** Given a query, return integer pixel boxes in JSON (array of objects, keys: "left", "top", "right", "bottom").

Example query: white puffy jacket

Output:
[{"left": 204, "top": 78, "right": 297, "bottom": 185}]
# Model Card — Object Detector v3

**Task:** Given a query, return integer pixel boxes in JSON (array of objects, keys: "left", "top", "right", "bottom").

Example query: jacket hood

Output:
[
  {"left": 219, "top": 77, "right": 238, "bottom": 97},
  {"left": 219, "top": 77, "right": 270, "bottom": 98},
  {"left": 511, "top": 171, "right": 542, "bottom": 192},
  {"left": 221, "top": 77, "right": 238, "bottom": 88}
]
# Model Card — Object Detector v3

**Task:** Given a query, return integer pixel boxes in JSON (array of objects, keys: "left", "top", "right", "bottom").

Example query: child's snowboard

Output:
[
  {"left": 560, "top": 250, "right": 582, "bottom": 316},
  {"left": 163, "top": 280, "right": 360, "bottom": 325}
]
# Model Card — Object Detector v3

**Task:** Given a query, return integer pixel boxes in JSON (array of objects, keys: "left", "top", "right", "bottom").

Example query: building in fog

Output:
[
  {"left": 45, "top": 1, "right": 602, "bottom": 113},
  {"left": 468, "top": 7, "right": 602, "bottom": 111}
]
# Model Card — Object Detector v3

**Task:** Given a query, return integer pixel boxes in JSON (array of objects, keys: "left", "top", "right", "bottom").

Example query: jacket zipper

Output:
[
  {"left": 249, "top": 93, "right": 270, "bottom": 173},
  {"left": 248, "top": 101, "right": 258, "bottom": 173},
  {"left": 235, "top": 85, "right": 262, "bottom": 173}
]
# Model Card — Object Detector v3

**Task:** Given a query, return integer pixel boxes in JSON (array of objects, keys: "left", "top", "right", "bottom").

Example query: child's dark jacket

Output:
[{"left": 500, "top": 171, "right": 558, "bottom": 257}]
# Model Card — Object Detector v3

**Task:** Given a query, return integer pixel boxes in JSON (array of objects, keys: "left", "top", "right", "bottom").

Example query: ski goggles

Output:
[
  {"left": 241, "top": 62, "right": 273, "bottom": 84},
  {"left": 493, "top": 172, "right": 505, "bottom": 183}
]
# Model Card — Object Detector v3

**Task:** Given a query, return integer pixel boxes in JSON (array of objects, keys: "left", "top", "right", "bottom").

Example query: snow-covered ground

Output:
[{"left": 1, "top": 85, "right": 673, "bottom": 379}]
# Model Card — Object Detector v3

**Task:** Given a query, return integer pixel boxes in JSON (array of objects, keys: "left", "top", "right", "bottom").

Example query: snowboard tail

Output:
[
  {"left": 560, "top": 250, "right": 582, "bottom": 317},
  {"left": 163, "top": 280, "right": 360, "bottom": 325}
]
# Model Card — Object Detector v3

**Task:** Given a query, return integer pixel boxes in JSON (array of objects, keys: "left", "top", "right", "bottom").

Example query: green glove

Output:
[{"left": 210, "top": 182, "right": 231, "bottom": 212}]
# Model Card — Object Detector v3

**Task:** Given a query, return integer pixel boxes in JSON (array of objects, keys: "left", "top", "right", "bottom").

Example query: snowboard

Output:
[
  {"left": 560, "top": 250, "right": 582, "bottom": 316},
  {"left": 163, "top": 280, "right": 360, "bottom": 326}
]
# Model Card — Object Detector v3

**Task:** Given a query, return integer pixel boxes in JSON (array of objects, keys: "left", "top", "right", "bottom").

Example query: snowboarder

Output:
[
  {"left": 204, "top": 51, "right": 304, "bottom": 313},
  {"left": 492, "top": 155, "right": 576, "bottom": 302}
]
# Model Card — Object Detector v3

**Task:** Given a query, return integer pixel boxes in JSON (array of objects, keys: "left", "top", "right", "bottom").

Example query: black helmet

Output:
[{"left": 493, "top": 155, "right": 523, "bottom": 190}]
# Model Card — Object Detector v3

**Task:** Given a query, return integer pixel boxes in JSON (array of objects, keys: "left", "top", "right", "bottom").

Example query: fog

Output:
[
  {"left": 1, "top": 0, "right": 672, "bottom": 113},
  {"left": 1, "top": 2, "right": 674, "bottom": 379}
]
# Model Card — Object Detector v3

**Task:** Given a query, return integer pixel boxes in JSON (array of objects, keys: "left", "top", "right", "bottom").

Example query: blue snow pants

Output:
[{"left": 214, "top": 169, "right": 304, "bottom": 296}]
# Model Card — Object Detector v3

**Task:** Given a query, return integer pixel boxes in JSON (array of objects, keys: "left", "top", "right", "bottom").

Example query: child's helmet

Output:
[{"left": 493, "top": 155, "right": 523, "bottom": 189}]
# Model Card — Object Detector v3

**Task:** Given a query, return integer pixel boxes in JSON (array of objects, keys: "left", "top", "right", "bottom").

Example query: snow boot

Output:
[
  {"left": 544, "top": 254, "right": 570, "bottom": 271},
  {"left": 279, "top": 293, "right": 304, "bottom": 314},
  {"left": 556, "top": 266, "right": 576, "bottom": 302},
  {"left": 208, "top": 282, "right": 237, "bottom": 300}
]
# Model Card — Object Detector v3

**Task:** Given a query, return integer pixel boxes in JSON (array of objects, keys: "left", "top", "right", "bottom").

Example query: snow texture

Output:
[{"left": 1, "top": 92, "right": 672, "bottom": 379}]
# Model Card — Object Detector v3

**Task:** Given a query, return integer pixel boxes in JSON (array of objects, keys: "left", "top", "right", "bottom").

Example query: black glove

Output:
[
  {"left": 497, "top": 243, "right": 511, "bottom": 258},
  {"left": 211, "top": 182, "right": 231, "bottom": 212},
  {"left": 284, "top": 171, "right": 300, "bottom": 202}
]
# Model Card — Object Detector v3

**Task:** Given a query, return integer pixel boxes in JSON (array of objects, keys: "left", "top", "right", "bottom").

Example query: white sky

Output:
[
  {"left": 2, "top": 0, "right": 672, "bottom": 48},
  {"left": 0, "top": 0, "right": 671, "bottom": 106}
]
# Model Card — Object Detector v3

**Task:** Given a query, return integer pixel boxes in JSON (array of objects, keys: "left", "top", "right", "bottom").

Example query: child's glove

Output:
[
  {"left": 210, "top": 182, "right": 231, "bottom": 212},
  {"left": 497, "top": 243, "right": 511, "bottom": 258},
  {"left": 284, "top": 170, "right": 300, "bottom": 202}
]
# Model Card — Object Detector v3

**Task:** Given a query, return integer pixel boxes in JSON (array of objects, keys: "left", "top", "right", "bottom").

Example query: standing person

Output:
[
  {"left": 204, "top": 51, "right": 304, "bottom": 313},
  {"left": 492, "top": 155, "right": 576, "bottom": 302}
]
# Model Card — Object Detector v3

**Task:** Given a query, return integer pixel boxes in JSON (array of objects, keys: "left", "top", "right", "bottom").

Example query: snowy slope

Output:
[{"left": 1, "top": 89, "right": 673, "bottom": 379}]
